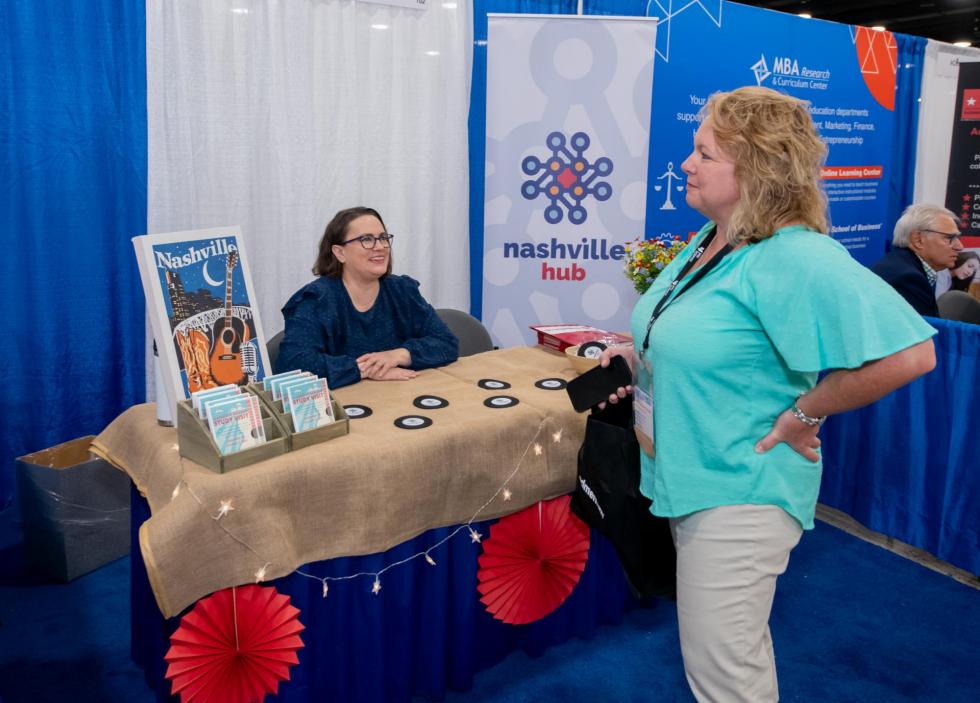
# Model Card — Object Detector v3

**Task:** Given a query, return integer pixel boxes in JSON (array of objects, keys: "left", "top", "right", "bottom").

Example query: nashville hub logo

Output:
[
  {"left": 507, "top": 131, "right": 625, "bottom": 282},
  {"left": 521, "top": 131, "right": 613, "bottom": 225},
  {"left": 750, "top": 54, "right": 831, "bottom": 91}
]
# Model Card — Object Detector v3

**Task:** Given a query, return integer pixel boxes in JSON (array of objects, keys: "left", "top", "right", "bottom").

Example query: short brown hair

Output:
[
  {"left": 313, "top": 206, "right": 392, "bottom": 278},
  {"left": 703, "top": 87, "right": 828, "bottom": 245}
]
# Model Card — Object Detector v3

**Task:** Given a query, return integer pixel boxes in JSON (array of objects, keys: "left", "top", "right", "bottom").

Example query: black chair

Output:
[
  {"left": 937, "top": 290, "right": 980, "bottom": 325},
  {"left": 436, "top": 308, "right": 494, "bottom": 357},
  {"left": 266, "top": 330, "right": 285, "bottom": 370}
]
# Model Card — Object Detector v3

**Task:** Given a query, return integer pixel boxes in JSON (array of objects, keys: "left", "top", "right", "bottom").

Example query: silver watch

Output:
[{"left": 790, "top": 396, "right": 825, "bottom": 427}]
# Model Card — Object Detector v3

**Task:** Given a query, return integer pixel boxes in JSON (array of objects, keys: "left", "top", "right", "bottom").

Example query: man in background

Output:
[{"left": 871, "top": 204, "right": 963, "bottom": 317}]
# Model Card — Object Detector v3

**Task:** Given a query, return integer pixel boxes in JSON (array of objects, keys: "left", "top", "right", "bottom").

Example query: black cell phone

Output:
[{"left": 565, "top": 354, "right": 632, "bottom": 413}]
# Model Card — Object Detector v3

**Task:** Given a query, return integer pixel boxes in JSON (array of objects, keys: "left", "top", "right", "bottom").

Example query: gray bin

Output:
[{"left": 15, "top": 436, "right": 130, "bottom": 581}]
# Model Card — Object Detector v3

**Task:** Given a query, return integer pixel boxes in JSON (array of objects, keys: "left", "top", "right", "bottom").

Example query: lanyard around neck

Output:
[{"left": 640, "top": 228, "right": 732, "bottom": 355}]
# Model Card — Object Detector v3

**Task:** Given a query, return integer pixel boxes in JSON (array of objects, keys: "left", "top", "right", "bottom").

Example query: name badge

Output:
[{"left": 632, "top": 352, "right": 655, "bottom": 458}]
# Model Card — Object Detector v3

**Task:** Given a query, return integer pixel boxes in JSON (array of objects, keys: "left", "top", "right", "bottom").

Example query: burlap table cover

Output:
[{"left": 92, "top": 346, "right": 591, "bottom": 617}]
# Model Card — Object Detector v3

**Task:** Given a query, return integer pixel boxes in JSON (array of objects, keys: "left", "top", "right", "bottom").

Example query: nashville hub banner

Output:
[{"left": 482, "top": 14, "right": 657, "bottom": 347}]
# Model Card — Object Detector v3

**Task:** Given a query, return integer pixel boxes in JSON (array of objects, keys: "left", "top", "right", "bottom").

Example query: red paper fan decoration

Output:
[
  {"left": 165, "top": 584, "right": 305, "bottom": 703},
  {"left": 477, "top": 494, "right": 590, "bottom": 625}
]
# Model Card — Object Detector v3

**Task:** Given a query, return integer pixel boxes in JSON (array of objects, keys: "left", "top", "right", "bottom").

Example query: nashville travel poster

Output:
[{"left": 134, "top": 227, "right": 271, "bottom": 418}]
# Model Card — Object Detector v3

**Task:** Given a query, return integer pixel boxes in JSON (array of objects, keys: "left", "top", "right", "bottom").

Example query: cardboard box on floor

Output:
[{"left": 15, "top": 436, "right": 130, "bottom": 582}]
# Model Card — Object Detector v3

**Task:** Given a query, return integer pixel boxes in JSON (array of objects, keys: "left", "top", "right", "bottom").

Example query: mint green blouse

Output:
[{"left": 630, "top": 223, "right": 936, "bottom": 529}]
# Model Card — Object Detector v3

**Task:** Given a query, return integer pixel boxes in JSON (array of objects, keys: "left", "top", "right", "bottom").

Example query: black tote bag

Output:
[{"left": 570, "top": 396, "right": 676, "bottom": 599}]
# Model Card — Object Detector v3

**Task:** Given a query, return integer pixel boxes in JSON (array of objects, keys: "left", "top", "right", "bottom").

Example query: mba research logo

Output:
[
  {"left": 749, "top": 54, "right": 831, "bottom": 91},
  {"left": 521, "top": 131, "right": 613, "bottom": 225},
  {"left": 751, "top": 55, "right": 771, "bottom": 85}
]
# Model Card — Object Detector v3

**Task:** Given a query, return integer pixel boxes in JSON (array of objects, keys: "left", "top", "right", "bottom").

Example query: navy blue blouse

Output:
[{"left": 275, "top": 275, "right": 459, "bottom": 388}]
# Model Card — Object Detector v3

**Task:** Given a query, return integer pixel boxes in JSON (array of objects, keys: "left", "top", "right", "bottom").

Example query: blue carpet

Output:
[
  {"left": 432, "top": 521, "right": 980, "bottom": 703},
  {"left": 1, "top": 507, "right": 978, "bottom": 702}
]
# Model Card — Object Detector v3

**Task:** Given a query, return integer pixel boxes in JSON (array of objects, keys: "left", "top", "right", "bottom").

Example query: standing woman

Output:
[
  {"left": 604, "top": 87, "right": 936, "bottom": 702},
  {"left": 276, "top": 207, "right": 458, "bottom": 388}
]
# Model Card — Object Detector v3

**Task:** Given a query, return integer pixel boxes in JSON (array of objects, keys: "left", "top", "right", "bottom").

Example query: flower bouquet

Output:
[{"left": 623, "top": 237, "right": 688, "bottom": 294}]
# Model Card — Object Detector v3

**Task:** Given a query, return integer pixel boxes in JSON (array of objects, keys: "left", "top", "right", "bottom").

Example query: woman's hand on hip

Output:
[
  {"left": 755, "top": 409, "right": 821, "bottom": 462},
  {"left": 752, "top": 339, "right": 934, "bottom": 462}
]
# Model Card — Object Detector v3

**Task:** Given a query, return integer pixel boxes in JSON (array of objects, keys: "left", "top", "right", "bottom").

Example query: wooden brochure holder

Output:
[
  {"left": 176, "top": 390, "right": 287, "bottom": 473},
  {"left": 249, "top": 384, "right": 349, "bottom": 451}
]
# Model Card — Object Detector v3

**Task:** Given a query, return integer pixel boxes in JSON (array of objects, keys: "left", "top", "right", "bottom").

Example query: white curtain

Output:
[{"left": 145, "top": 0, "right": 472, "bottom": 399}]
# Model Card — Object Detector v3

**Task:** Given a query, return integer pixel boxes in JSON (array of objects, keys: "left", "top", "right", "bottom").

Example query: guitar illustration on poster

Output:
[
  {"left": 134, "top": 227, "right": 271, "bottom": 420},
  {"left": 209, "top": 250, "right": 252, "bottom": 385}
]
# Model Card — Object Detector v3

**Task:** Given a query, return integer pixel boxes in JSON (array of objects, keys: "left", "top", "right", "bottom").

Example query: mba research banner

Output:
[
  {"left": 644, "top": 2, "right": 897, "bottom": 266},
  {"left": 482, "top": 15, "right": 657, "bottom": 347}
]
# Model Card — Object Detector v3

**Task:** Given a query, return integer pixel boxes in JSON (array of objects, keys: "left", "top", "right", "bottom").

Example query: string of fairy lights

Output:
[{"left": 168, "top": 419, "right": 566, "bottom": 598}]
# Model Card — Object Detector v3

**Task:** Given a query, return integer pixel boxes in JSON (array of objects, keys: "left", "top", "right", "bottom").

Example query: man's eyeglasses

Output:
[
  {"left": 340, "top": 233, "right": 395, "bottom": 249},
  {"left": 921, "top": 229, "right": 962, "bottom": 245}
]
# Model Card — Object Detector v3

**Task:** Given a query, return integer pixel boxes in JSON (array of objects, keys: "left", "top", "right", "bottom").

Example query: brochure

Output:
[
  {"left": 285, "top": 377, "right": 335, "bottom": 432},
  {"left": 206, "top": 394, "right": 266, "bottom": 455},
  {"left": 199, "top": 389, "right": 244, "bottom": 426},
  {"left": 278, "top": 374, "right": 318, "bottom": 413},
  {"left": 262, "top": 369, "right": 305, "bottom": 391},
  {"left": 270, "top": 371, "right": 313, "bottom": 401},
  {"left": 191, "top": 384, "right": 241, "bottom": 418}
]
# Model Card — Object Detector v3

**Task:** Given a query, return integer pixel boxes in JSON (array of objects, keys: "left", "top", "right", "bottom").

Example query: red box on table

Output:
[{"left": 530, "top": 325, "right": 632, "bottom": 353}]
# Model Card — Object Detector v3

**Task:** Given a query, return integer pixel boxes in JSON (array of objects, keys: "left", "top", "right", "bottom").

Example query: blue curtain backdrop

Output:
[
  {"left": 582, "top": 0, "right": 648, "bottom": 15},
  {"left": 820, "top": 318, "right": 980, "bottom": 576},
  {"left": 885, "top": 33, "right": 928, "bottom": 250},
  {"left": 0, "top": 1, "right": 147, "bottom": 508}
]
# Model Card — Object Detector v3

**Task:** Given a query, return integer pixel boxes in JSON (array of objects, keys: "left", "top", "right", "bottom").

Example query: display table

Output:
[
  {"left": 94, "top": 346, "right": 588, "bottom": 617},
  {"left": 128, "top": 488, "right": 641, "bottom": 702},
  {"left": 96, "top": 347, "right": 651, "bottom": 701}
]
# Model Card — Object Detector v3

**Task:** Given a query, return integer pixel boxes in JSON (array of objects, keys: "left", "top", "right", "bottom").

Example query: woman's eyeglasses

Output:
[
  {"left": 922, "top": 229, "right": 962, "bottom": 245},
  {"left": 340, "top": 233, "right": 395, "bottom": 249}
]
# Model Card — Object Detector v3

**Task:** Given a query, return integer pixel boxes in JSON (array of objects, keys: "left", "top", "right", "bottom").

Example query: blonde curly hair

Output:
[{"left": 702, "top": 87, "right": 829, "bottom": 245}]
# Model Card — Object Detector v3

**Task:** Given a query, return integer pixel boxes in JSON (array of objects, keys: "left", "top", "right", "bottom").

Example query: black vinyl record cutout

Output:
[
  {"left": 577, "top": 341, "right": 607, "bottom": 359},
  {"left": 394, "top": 415, "right": 433, "bottom": 430},
  {"left": 484, "top": 395, "right": 519, "bottom": 409},
  {"left": 535, "top": 378, "right": 567, "bottom": 390},
  {"left": 478, "top": 378, "right": 511, "bottom": 390},
  {"left": 413, "top": 395, "right": 449, "bottom": 410},
  {"left": 343, "top": 404, "right": 373, "bottom": 419}
]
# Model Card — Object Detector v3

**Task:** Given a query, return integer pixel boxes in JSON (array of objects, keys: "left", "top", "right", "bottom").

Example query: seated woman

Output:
[{"left": 275, "top": 207, "right": 458, "bottom": 388}]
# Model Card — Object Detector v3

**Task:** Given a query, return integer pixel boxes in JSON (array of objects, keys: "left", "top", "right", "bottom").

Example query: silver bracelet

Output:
[{"left": 790, "top": 396, "right": 825, "bottom": 427}]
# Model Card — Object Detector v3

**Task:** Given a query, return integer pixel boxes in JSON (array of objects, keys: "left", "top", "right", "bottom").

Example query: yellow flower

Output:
[{"left": 622, "top": 236, "right": 688, "bottom": 294}]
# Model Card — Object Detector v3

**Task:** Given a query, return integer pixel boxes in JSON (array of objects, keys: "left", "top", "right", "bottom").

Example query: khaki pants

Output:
[{"left": 670, "top": 505, "right": 803, "bottom": 703}]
